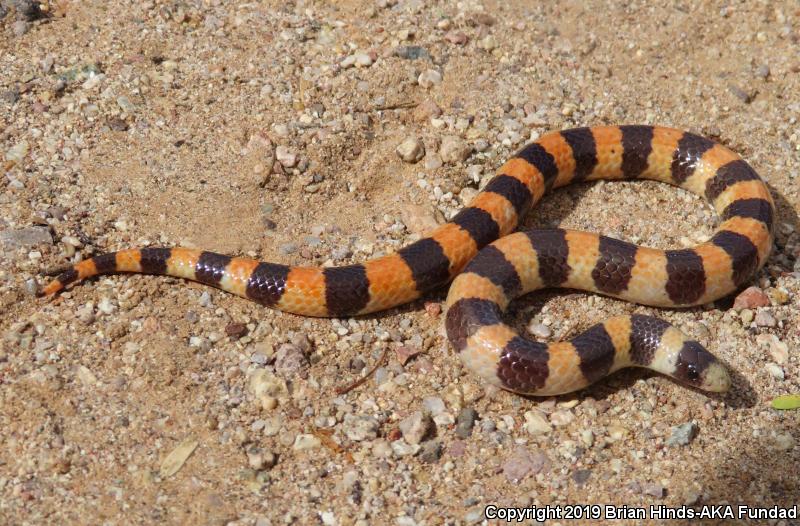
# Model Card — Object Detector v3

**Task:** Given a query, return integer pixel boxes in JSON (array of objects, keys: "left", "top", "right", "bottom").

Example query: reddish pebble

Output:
[
  {"left": 732, "top": 286, "right": 770, "bottom": 310},
  {"left": 395, "top": 345, "right": 422, "bottom": 365},
  {"left": 444, "top": 31, "right": 468, "bottom": 45},
  {"left": 410, "top": 356, "right": 434, "bottom": 373},
  {"left": 424, "top": 301, "right": 441, "bottom": 317},
  {"left": 387, "top": 427, "right": 403, "bottom": 441},
  {"left": 449, "top": 440, "right": 466, "bottom": 457},
  {"left": 225, "top": 322, "right": 248, "bottom": 338}
]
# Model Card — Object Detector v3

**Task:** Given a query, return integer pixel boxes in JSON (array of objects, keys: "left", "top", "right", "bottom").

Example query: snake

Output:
[{"left": 41, "top": 125, "right": 774, "bottom": 396}]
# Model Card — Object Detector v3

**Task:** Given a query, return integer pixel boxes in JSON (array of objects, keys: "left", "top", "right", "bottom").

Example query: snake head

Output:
[{"left": 673, "top": 340, "right": 731, "bottom": 392}]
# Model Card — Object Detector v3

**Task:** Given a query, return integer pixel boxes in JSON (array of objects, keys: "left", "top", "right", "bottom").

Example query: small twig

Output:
[
  {"left": 335, "top": 347, "right": 389, "bottom": 395},
  {"left": 374, "top": 101, "right": 417, "bottom": 111}
]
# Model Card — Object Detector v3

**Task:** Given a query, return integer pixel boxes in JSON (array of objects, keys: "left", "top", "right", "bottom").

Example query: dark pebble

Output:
[
  {"left": 572, "top": 469, "right": 592, "bottom": 486},
  {"left": 1, "top": 89, "right": 20, "bottom": 104},
  {"left": 418, "top": 440, "right": 443, "bottom": 463},
  {"left": 349, "top": 357, "right": 366, "bottom": 372},
  {"left": 455, "top": 407, "right": 478, "bottom": 439},
  {"left": 108, "top": 117, "right": 129, "bottom": 131},
  {"left": 395, "top": 46, "right": 431, "bottom": 61},
  {"left": 225, "top": 322, "right": 248, "bottom": 339},
  {"left": 728, "top": 84, "right": 753, "bottom": 103},
  {"left": 9, "top": 0, "right": 42, "bottom": 20}
]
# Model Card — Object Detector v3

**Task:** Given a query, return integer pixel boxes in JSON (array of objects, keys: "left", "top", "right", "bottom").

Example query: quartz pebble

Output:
[
  {"left": 396, "top": 136, "right": 425, "bottom": 163},
  {"left": 754, "top": 310, "right": 777, "bottom": 327},
  {"left": 417, "top": 69, "right": 442, "bottom": 89},
  {"left": 343, "top": 414, "right": 380, "bottom": 441},
  {"left": 399, "top": 411, "right": 433, "bottom": 445},
  {"left": 275, "top": 146, "right": 297, "bottom": 168},
  {"left": 439, "top": 136, "right": 471, "bottom": 164},
  {"left": 524, "top": 410, "right": 552, "bottom": 435},
  {"left": 528, "top": 322, "right": 551, "bottom": 338},
  {"left": 293, "top": 434, "right": 321, "bottom": 451},
  {"left": 765, "top": 363, "right": 784, "bottom": 380}
]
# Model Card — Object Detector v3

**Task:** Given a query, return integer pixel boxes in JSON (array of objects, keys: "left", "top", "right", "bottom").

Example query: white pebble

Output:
[
  {"left": 276, "top": 146, "right": 297, "bottom": 168},
  {"left": 528, "top": 322, "right": 551, "bottom": 338},
  {"left": 417, "top": 69, "right": 442, "bottom": 89},
  {"left": 765, "top": 363, "right": 785, "bottom": 380}
]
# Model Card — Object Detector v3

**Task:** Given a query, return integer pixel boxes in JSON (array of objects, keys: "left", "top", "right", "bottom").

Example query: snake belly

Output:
[{"left": 42, "top": 125, "right": 774, "bottom": 395}]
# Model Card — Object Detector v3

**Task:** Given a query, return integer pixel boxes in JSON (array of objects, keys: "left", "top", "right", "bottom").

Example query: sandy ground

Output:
[{"left": 1, "top": 1, "right": 799, "bottom": 525}]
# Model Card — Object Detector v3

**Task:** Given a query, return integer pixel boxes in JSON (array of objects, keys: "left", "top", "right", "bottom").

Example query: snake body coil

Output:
[{"left": 42, "top": 126, "right": 774, "bottom": 395}]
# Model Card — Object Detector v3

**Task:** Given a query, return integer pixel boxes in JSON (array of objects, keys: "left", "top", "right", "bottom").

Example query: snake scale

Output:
[{"left": 42, "top": 125, "right": 774, "bottom": 396}]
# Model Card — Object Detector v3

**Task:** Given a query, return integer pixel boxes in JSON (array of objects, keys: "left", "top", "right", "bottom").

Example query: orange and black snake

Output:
[{"left": 41, "top": 125, "right": 774, "bottom": 395}]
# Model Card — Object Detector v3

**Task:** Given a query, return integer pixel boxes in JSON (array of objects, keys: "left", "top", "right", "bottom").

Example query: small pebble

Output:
[
  {"left": 455, "top": 408, "right": 477, "bottom": 438},
  {"left": 275, "top": 145, "right": 297, "bottom": 168},
  {"left": 423, "top": 153, "right": 443, "bottom": 170},
  {"left": 503, "top": 447, "right": 548, "bottom": 483},
  {"left": 754, "top": 64, "right": 770, "bottom": 78},
  {"left": 550, "top": 410, "right": 574, "bottom": 426},
  {"left": 424, "top": 302, "right": 441, "bottom": 317},
  {"left": 343, "top": 414, "right": 380, "bottom": 441},
  {"left": 572, "top": 469, "right": 592, "bottom": 486},
  {"left": 396, "top": 136, "right": 425, "bottom": 163},
  {"left": 417, "top": 69, "right": 442, "bottom": 89},
  {"left": 728, "top": 84, "right": 752, "bottom": 103},
  {"left": 528, "top": 322, "right": 551, "bottom": 338},
  {"left": 394, "top": 46, "right": 430, "bottom": 60},
  {"left": 524, "top": 410, "right": 552, "bottom": 435},
  {"left": 225, "top": 322, "right": 248, "bottom": 339},
  {"left": 765, "top": 363, "right": 784, "bottom": 380},
  {"left": 292, "top": 434, "right": 321, "bottom": 451},
  {"left": 754, "top": 310, "right": 777, "bottom": 327},
  {"left": 733, "top": 286, "right": 770, "bottom": 310},
  {"left": 773, "top": 432, "right": 795, "bottom": 451},
  {"left": 353, "top": 53, "right": 373, "bottom": 67},
  {"left": 666, "top": 422, "right": 698, "bottom": 447},
  {"left": 439, "top": 136, "right": 471, "bottom": 164},
  {"left": 418, "top": 440, "right": 443, "bottom": 463},
  {"left": 372, "top": 440, "right": 393, "bottom": 458},
  {"left": 274, "top": 343, "right": 309, "bottom": 378},
  {"left": 422, "top": 397, "right": 445, "bottom": 416},
  {"left": 644, "top": 483, "right": 666, "bottom": 498},
  {"left": 13, "top": 20, "right": 28, "bottom": 37},
  {"left": 399, "top": 411, "right": 433, "bottom": 445},
  {"left": 0, "top": 226, "right": 52, "bottom": 249},
  {"left": 444, "top": 31, "right": 468, "bottom": 45},
  {"left": 394, "top": 345, "right": 421, "bottom": 365},
  {"left": 580, "top": 429, "right": 594, "bottom": 447}
]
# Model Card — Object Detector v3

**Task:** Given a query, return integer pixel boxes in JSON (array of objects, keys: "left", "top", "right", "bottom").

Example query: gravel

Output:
[{"left": 2, "top": 1, "right": 798, "bottom": 523}]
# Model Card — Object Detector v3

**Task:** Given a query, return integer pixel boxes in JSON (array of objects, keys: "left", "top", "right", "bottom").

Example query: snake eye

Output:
[{"left": 686, "top": 365, "right": 699, "bottom": 381}]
